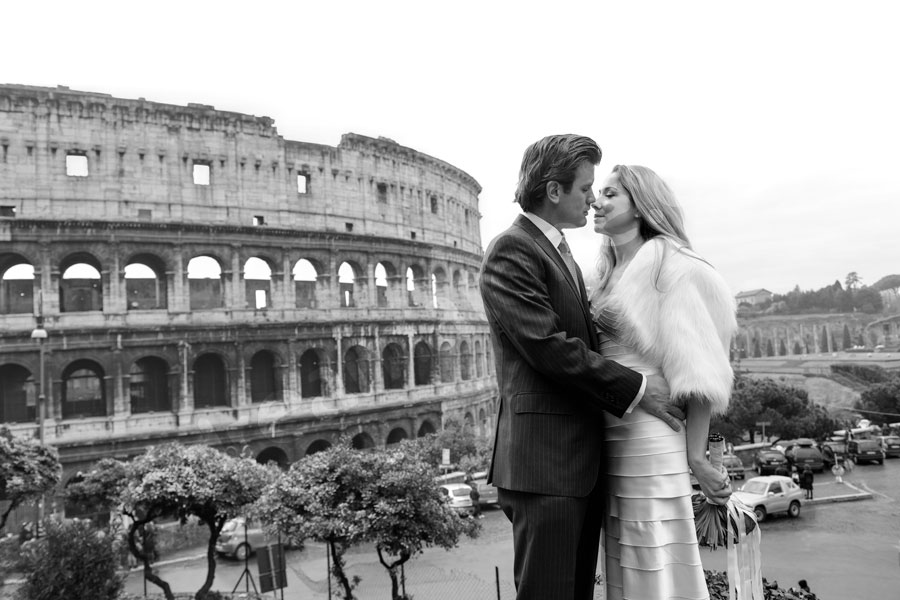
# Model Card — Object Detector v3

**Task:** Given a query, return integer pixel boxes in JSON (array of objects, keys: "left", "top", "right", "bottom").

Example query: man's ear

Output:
[{"left": 545, "top": 180, "right": 561, "bottom": 205}]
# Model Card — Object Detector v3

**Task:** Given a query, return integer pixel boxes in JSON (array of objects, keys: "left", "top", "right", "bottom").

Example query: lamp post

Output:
[{"left": 30, "top": 296, "right": 48, "bottom": 531}]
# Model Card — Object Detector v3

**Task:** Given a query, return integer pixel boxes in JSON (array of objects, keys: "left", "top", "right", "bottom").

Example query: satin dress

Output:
[{"left": 599, "top": 322, "right": 709, "bottom": 600}]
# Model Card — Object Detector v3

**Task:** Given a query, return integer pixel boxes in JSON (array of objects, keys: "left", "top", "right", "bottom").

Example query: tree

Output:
[
  {"left": 845, "top": 271, "right": 861, "bottom": 290},
  {"left": 842, "top": 324, "right": 852, "bottom": 350},
  {"left": 399, "top": 418, "right": 492, "bottom": 474},
  {"left": 856, "top": 379, "right": 900, "bottom": 418},
  {"left": 17, "top": 518, "right": 123, "bottom": 600},
  {"left": 67, "top": 443, "right": 275, "bottom": 600},
  {"left": 0, "top": 427, "right": 61, "bottom": 532},
  {"left": 256, "top": 441, "right": 479, "bottom": 600}
]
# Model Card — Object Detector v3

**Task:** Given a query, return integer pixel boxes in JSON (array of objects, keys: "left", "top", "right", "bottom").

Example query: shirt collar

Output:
[{"left": 523, "top": 212, "right": 564, "bottom": 248}]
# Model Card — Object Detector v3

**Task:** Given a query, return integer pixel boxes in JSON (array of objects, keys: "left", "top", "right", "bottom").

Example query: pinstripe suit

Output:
[{"left": 480, "top": 214, "right": 644, "bottom": 599}]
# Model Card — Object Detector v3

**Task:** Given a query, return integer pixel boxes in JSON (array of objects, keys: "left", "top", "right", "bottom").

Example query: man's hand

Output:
[{"left": 638, "top": 374, "right": 684, "bottom": 432}]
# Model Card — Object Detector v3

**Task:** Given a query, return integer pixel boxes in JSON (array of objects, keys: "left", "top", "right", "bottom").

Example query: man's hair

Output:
[{"left": 514, "top": 134, "right": 601, "bottom": 212}]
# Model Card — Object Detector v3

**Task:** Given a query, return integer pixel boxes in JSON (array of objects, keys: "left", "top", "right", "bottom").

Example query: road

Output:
[{"left": 125, "top": 459, "right": 900, "bottom": 599}]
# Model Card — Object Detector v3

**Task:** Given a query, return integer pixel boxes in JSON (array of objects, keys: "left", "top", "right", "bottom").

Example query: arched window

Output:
[
  {"left": 299, "top": 349, "right": 323, "bottom": 398},
  {"left": 432, "top": 268, "right": 448, "bottom": 308},
  {"left": 1, "top": 261, "right": 34, "bottom": 315},
  {"left": 62, "top": 360, "right": 106, "bottom": 418},
  {"left": 382, "top": 343, "right": 406, "bottom": 390},
  {"left": 256, "top": 447, "right": 289, "bottom": 470},
  {"left": 343, "top": 345, "right": 370, "bottom": 394},
  {"left": 386, "top": 427, "right": 408, "bottom": 445},
  {"left": 459, "top": 341, "right": 471, "bottom": 381},
  {"left": 439, "top": 342, "right": 455, "bottom": 383},
  {"left": 60, "top": 262, "right": 102, "bottom": 313},
  {"left": 375, "top": 263, "right": 389, "bottom": 308},
  {"left": 479, "top": 408, "right": 488, "bottom": 437},
  {"left": 130, "top": 357, "right": 170, "bottom": 413},
  {"left": 305, "top": 439, "right": 331, "bottom": 455},
  {"left": 188, "top": 256, "right": 224, "bottom": 310},
  {"left": 406, "top": 266, "right": 423, "bottom": 307},
  {"left": 193, "top": 353, "right": 227, "bottom": 408},
  {"left": 293, "top": 259, "right": 318, "bottom": 308},
  {"left": 475, "top": 340, "right": 484, "bottom": 378},
  {"left": 414, "top": 341, "right": 432, "bottom": 385},
  {"left": 0, "top": 363, "right": 35, "bottom": 423},
  {"left": 125, "top": 257, "right": 167, "bottom": 310},
  {"left": 417, "top": 420, "right": 436, "bottom": 437},
  {"left": 250, "top": 350, "right": 279, "bottom": 403},
  {"left": 244, "top": 257, "right": 272, "bottom": 309},
  {"left": 338, "top": 262, "right": 355, "bottom": 308},
  {"left": 452, "top": 270, "right": 464, "bottom": 307},
  {"left": 352, "top": 432, "right": 376, "bottom": 450}
]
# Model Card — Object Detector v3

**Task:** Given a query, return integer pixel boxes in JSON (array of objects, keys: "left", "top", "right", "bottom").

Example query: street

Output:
[{"left": 125, "top": 459, "right": 900, "bottom": 599}]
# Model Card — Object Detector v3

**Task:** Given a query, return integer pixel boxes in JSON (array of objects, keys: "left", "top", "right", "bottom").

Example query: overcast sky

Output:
[{"left": 5, "top": 1, "right": 898, "bottom": 295}]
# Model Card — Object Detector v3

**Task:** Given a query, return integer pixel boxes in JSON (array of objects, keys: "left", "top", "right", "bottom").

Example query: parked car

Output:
[
  {"left": 732, "top": 475, "right": 803, "bottom": 522},
  {"left": 470, "top": 471, "right": 499, "bottom": 506},
  {"left": 722, "top": 453, "right": 745, "bottom": 479},
  {"left": 439, "top": 483, "right": 476, "bottom": 516},
  {"left": 874, "top": 435, "right": 900, "bottom": 458},
  {"left": 848, "top": 439, "right": 885, "bottom": 464},
  {"left": 753, "top": 448, "right": 788, "bottom": 475},
  {"left": 785, "top": 445, "right": 825, "bottom": 472},
  {"left": 216, "top": 517, "right": 276, "bottom": 560},
  {"left": 819, "top": 439, "right": 849, "bottom": 467}
]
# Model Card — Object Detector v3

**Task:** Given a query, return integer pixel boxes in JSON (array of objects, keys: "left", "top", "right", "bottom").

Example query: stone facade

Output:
[
  {"left": 735, "top": 313, "right": 884, "bottom": 358},
  {"left": 0, "top": 85, "right": 497, "bottom": 493}
]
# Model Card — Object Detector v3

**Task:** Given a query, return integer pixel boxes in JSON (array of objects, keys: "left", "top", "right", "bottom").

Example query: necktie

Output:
[{"left": 558, "top": 236, "right": 580, "bottom": 284}]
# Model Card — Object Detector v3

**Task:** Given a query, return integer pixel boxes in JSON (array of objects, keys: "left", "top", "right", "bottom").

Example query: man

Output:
[{"left": 479, "top": 134, "right": 681, "bottom": 599}]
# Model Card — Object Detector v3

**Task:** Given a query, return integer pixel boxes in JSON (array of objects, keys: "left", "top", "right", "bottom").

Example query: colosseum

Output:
[{"left": 0, "top": 84, "right": 498, "bottom": 504}]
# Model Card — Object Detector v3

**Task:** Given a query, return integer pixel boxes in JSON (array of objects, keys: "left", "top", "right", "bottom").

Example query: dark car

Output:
[
  {"left": 753, "top": 448, "right": 788, "bottom": 475},
  {"left": 848, "top": 439, "right": 885, "bottom": 465},
  {"left": 819, "top": 440, "right": 848, "bottom": 467},
  {"left": 785, "top": 445, "right": 825, "bottom": 472}
]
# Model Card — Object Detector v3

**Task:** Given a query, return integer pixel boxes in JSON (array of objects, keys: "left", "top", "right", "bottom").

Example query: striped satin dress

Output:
[{"left": 598, "top": 319, "right": 709, "bottom": 600}]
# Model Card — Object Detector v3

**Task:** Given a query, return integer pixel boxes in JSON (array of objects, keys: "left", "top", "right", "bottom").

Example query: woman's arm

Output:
[{"left": 685, "top": 394, "right": 732, "bottom": 505}]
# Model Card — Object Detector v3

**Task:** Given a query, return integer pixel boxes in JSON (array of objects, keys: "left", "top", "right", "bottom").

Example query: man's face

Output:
[{"left": 553, "top": 160, "right": 595, "bottom": 230}]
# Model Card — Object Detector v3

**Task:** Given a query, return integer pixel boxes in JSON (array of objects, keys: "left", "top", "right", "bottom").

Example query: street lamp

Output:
[{"left": 30, "top": 316, "right": 47, "bottom": 444}]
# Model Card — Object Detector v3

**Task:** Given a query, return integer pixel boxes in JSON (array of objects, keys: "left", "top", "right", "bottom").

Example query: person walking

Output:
[{"left": 800, "top": 465, "right": 814, "bottom": 499}]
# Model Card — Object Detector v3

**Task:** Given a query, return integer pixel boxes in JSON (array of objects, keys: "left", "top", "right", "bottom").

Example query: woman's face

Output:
[{"left": 592, "top": 172, "right": 639, "bottom": 236}]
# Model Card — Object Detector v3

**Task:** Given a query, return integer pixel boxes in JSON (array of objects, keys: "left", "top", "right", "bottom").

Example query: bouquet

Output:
[
  {"left": 692, "top": 433, "right": 756, "bottom": 549},
  {"left": 693, "top": 433, "right": 764, "bottom": 600}
]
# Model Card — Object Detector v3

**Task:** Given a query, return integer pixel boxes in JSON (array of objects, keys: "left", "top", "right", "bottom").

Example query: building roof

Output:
[{"left": 735, "top": 289, "right": 773, "bottom": 298}]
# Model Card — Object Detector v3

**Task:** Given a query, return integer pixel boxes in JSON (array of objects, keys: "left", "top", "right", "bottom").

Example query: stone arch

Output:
[
  {"left": 250, "top": 350, "right": 280, "bottom": 403},
  {"left": 475, "top": 340, "right": 484, "bottom": 378},
  {"left": 193, "top": 353, "right": 228, "bottom": 408},
  {"left": 338, "top": 261, "right": 362, "bottom": 308},
  {"left": 414, "top": 341, "right": 433, "bottom": 385},
  {"left": 386, "top": 427, "right": 409, "bottom": 445},
  {"left": 305, "top": 439, "right": 332, "bottom": 456},
  {"left": 417, "top": 420, "right": 437, "bottom": 437},
  {"left": 343, "top": 345, "right": 371, "bottom": 394},
  {"left": 439, "top": 341, "right": 455, "bottom": 383},
  {"left": 293, "top": 258, "right": 319, "bottom": 308},
  {"left": 299, "top": 348, "right": 325, "bottom": 398},
  {"left": 129, "top": 356, "right": 171, "bottom": 413},
  {"left": 61, "top": 359, "right": 107, "bottom": 419},
  {"left": 0, "top": 254, "right": 34, "bottom": 315},
  {"left": 187, "top": 255, "right": 224, "bottom": 310},
  {"left": 459, "top": 340, "right": 472, "bottom": 381},
  {"left": 0, "top": 363, "right": 35, "bottom": 423},
  {"left": 375, "top": 261, "right": 398, "bottom": 308},
  {"left": 464, "top": 411, "right": 475, "bottom": 429},
  {"left": 431, "top": 266, "right": 449, "bottom": 308},
  {"left": 256, "top": 446, "right": 289, "bottom": 470},
  {"left": 352, "top": 431, "right": 376, "bottom": 450},
  {"left": 124, "top": 253, "right": 168, "bottom": 310},
  {"left": 244, "top": 256, "right": 273, "bottom": 309},
  {"left": 479, "top": 407, "right": 488, "bottom": 436},
  {"left": 59, "top": 253, "right": 102, "bottom": 313},
  {"left": 382, "top": 342, "right": 406, "bottom": 390}
]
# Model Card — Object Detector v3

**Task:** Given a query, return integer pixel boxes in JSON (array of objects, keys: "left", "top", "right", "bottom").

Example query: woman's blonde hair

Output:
[{"left": 592, "top": 165, "right": 693, "bottom": 293}]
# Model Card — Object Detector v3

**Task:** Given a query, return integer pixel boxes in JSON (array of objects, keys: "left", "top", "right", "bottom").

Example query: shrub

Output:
[
  {"left": 830, "top": 363, "right": 892, "bottom": 385},
  {"left": 16, "top": 518, "right": 122, "bottom": 600}
]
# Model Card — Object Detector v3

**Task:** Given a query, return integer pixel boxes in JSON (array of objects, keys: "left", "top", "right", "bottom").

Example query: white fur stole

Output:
[{"left": 593, "top": 237, "right": 737, "bottom": 414}]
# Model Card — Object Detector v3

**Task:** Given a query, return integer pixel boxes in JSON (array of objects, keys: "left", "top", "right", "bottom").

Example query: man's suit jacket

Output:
[{"left": 479, "top": 215, "right": 643, "bottom": 497}]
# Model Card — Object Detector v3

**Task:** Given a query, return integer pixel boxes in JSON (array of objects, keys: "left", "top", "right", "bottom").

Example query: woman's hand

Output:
[{"left": 691, "top": 459, "right": 732, "bottom": 506}]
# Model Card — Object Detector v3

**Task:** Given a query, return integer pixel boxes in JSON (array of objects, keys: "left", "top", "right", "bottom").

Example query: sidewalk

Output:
[{"left": 803, "top": 479, "right": 872, "bottom": 504}]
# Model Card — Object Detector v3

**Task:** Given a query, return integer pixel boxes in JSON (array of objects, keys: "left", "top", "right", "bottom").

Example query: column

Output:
[
  {"left": 335, "top": 330, "right": 345, "bottom": 396},
  {"left": 407, "top": 332, "right": 415, "bottom": 388}
]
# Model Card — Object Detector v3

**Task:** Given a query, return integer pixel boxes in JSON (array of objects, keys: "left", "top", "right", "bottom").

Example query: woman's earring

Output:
[{"left": 633, "top": 213, "right": 641, "bottom": 219}]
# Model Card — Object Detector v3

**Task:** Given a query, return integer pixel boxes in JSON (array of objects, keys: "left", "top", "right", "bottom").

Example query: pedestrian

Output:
[
  {"left": 465, "top": 473, "right": 483, "bottom": 519},
  {"left": 800, "top": 465, "right": 814, "bottom": 499}
]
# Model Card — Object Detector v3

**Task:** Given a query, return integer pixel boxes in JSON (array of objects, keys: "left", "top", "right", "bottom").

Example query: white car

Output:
[
  {"left": 438, "top": 483, "right": 475, "bottom": 515},
  {"left": 732, "top": 475, "right": 803, "bottom": 522}
]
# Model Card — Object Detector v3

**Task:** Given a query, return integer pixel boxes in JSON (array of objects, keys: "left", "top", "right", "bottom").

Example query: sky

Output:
[{"left": 4, "top": 0, "right": 898, "bottom": 296}]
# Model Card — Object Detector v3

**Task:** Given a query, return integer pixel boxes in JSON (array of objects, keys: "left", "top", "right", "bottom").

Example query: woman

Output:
[{"left": 589, "top": 165, "right": 738, "bottom": 600}]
